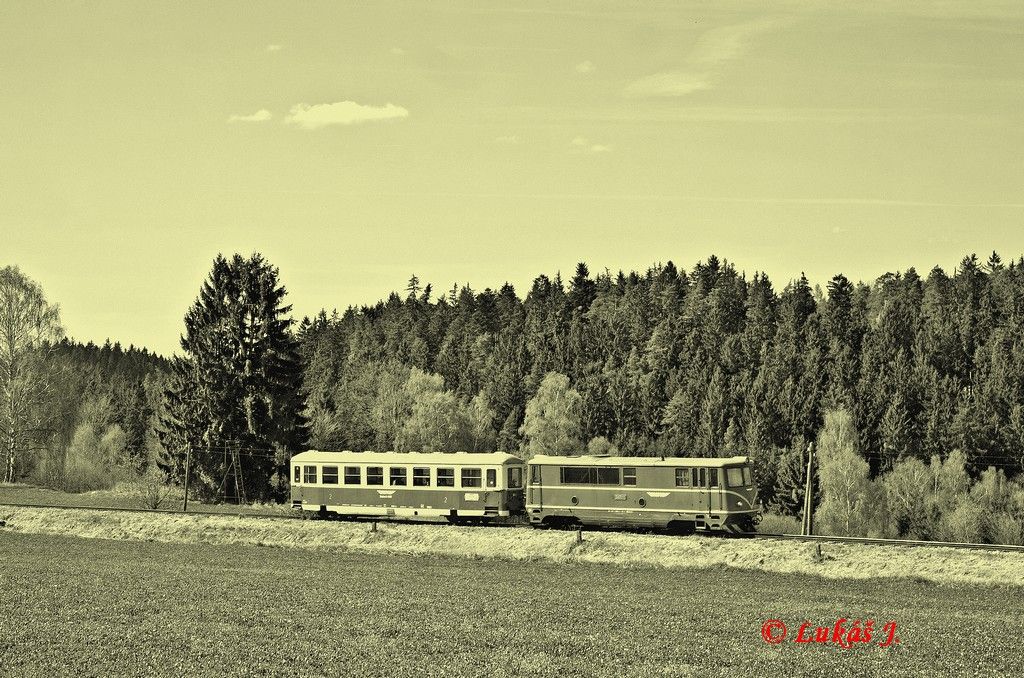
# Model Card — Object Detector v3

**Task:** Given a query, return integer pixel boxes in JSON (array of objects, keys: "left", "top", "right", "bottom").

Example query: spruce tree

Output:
[{"left": 158, "top": 253, "right": 307, "bottom": 501}]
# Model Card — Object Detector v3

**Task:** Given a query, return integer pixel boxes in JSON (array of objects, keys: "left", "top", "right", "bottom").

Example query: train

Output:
[{"left": 290, "top": 450, "right": 760, "bottom": 533}]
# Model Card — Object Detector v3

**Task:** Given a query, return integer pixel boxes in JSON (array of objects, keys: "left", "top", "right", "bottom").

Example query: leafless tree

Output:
[{"left": 0, "top": 266, "right": 63, "bottom": 483}]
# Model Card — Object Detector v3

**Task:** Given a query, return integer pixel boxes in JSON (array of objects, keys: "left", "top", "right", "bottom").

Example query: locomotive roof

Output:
[
  {"left": 529, "top": 454, "right": 749, "bottom": 467},
  {"left": 291, "top": 450, "right": 523, "bottom": 465}
]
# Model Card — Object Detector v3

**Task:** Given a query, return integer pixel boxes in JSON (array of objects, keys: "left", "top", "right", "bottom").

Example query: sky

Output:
[{"left": 3, "top": 1, "right": 1024, "bottom": 356}]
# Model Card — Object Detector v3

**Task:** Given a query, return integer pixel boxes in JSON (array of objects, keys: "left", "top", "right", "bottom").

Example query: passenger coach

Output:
[
  {"left": 526, "top": 455, "right": 759, "bottom": 533},
  {"left": 290, "top": 450, "right": 525, "bottom": 522}
]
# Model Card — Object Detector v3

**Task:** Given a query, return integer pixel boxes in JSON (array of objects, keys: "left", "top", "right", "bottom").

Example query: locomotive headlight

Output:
[{"left": 737, "top": 500, "right": 744, "bottom": 507}]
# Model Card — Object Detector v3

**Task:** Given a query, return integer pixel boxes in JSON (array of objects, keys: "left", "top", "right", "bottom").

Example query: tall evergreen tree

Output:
[{"left": 158, "top": 253, "right": 306, "bottom": 501}]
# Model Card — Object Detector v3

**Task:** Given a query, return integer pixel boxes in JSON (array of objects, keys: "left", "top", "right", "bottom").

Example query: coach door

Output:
[
  {"left": 692, "top": 468, "right": 709, "bottom": 514},
  {"left": 529, "top": 463, "right": 542, "bottom": 508},
  {"left": 708, "top": 467, "right": 723, "bottom": 513}
]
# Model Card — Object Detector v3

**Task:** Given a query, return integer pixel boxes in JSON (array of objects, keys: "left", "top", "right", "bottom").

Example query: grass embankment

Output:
[
  {"left": 1, "top": 505, "right": 1022, "bottom": 588},
  {"left": 1, "top": 532, "right": 1021, "bottom": 677}
]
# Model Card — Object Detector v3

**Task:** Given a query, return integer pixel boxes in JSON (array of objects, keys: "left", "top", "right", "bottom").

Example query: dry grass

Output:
[{"left": 2, "top": 505, "right": 1022, "bottom": 588}]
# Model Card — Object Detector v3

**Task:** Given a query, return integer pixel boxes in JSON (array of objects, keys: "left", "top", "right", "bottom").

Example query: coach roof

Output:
[
  {"left": 529, "top": 454, "right": 749, "bottom": 467},
  {"left": 291, "top": 450, "right": 523, "bottom": 465}
]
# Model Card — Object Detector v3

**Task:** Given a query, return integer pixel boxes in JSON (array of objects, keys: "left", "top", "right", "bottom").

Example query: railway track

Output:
[
  {"left": 0, "top": 501, "right": 303, "bottom": 522},
  {"left": 747, "top": 531, "right": 1024, "bottom": 553},
  {"left": 3, "top": 501, "right": 1024, "bottom": 553}
]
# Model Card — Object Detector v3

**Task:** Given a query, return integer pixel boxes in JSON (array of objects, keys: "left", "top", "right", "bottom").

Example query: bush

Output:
[
  {"left": 63, "top": 425, "right": 113, "bottom": 492},
  {"left": 987, "top": 512, "right": 1023, "bottom": 546},
  {"left": 935, "top": 497, "right": 985, "bottom": 543},
  {"left": 756, "top": 512, "right": 802, "bottom": 535},
  {"left": 62, "top": 423, "right": 128, "bottom": 493},
  {"left": 131, "top": 463, "right": 173, "bottom": 510}
]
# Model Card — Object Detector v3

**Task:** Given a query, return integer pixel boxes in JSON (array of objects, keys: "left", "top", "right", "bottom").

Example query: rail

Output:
[
  {"left": 0, "top": 501, "right": 302, "bottom": 521},
  {"left": 747, "top": 531, "right": 1024, "bottom": 553}
]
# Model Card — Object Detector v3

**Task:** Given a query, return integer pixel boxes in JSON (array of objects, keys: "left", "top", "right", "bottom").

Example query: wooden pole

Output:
[
  {"left": 182, "top": 443, "right": 192, "bottom": 512},
  {"left": 802, "top": 442, "right": 815, "bottom": 535}
]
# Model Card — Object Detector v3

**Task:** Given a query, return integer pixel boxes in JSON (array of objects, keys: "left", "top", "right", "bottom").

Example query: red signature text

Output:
[{"left": 761, "top": 619, "right": 900, "bottom": 648}]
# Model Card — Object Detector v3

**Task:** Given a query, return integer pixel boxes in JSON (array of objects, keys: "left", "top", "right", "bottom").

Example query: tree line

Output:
[{"left": 5, "top": 252, "right": 1024, "bottom": 542}]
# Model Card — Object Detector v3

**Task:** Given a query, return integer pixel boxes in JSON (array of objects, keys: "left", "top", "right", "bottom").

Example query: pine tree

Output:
[{"left": 158, "top": 254, "right": 307, "bottom": 501}]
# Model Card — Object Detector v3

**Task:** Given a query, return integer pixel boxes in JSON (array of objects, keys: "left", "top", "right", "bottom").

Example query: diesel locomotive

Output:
[{"left": 290, "top": 450, "right": 759, "bottom": 533}]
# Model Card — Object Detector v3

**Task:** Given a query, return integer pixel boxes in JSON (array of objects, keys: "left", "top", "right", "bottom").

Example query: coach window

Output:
[
  {"left": 322, "top": 466, "right": 339, "bottom": 485},
  {"left": 413, "top": 467, "right": 430, "bottom": 487},
  {"left": 508, "top": 467, "right": 523, "bottom": 489},
  {"left": 726, "top": 467, "right": 744, "bottom": 488},
  {"left": 675, "top": 468, "right": 689, "bottom": 487},
  {"left": 367, "top": 466, "right": 384, "bottom": 486},
  {"left": 437, "top": 467, "right": 455, "bottom": 487},
  {"left": 303, "top": 465, "right": 317, "bottom": 484},
  {"left": 344, "top": 466, "right": 361, "bottom": 485},
  {"left": 462, "top": 468, "right": 482, "bottom": 488},
  {"left": 389, "top": 467, "right": 407, "bottom": 486},
  {"left": 709, "top": 469, "right": 720, "bottom": 488},
  {"left": 293, "top": 465, "right": 300, "bottom": 483},
  {"left": 623, "top": 468, "right": 637, "bottom": 486},
  {"left": 486, "top": 469, "right": 497, "bottom": 488}
]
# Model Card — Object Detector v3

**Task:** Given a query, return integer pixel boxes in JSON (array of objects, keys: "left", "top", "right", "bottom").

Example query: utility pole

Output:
[
  {"left": 802, "top": 442, "right": 815, "bottom": 536},
  {"left": 182, "top": 443, "right": 192, "bottom": 512}
]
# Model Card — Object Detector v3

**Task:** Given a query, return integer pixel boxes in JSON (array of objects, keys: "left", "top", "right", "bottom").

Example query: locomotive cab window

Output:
[
  {"left": 389, "top": 467, "right": 407, "bottom": 486},
  {"left": 462, "top": 468, "right": 482, "bottom": 488},
  {"left": 293, "top": 465, "right": 300, "bottom": 483},
  {"left": 437, "top": 467, "right": 455, "bottom": 487},
  {"left": 303, "top": 465, "right": 317, "bottom": 484},
  {"left": 344, "top": 466, "right": 361, "bottom": 485},
  {"left": 675, "top": 468, "right": 690, "bottom": 487},
  {"left": 726, "top": 467, "right": 744, "bottom": 488},
  {"left": 367, "top": 466, "right": 384, "bottom": 486},
  {"left": 623, "top": 467, "right": 637, "bottom": 486},
  {"left": 413, "top": 467, "right": 430, "bottom": 487},
  {"left": 486, "top": 469, "right": 497, "bottom": 488},
  {"left": 742, "top": 467, "right": 752, "bottom": 486},
  {"left": 530, "top": 465, "right": 541, "bottom": 484},
  {"left": 322, "top": 466, "right": 339, "bottom": 485},
  {"left": 508, "top": 467, "right": 523, "bottom": 489}
]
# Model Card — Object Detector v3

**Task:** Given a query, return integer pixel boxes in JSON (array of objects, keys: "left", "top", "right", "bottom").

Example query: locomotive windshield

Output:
[{"left": 726, "top": 467, "right": 744, "bottom": 487}]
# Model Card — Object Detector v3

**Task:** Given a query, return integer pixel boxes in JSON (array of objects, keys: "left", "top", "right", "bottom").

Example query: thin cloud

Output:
[
  {"left": 575, "top": 60, "right": 595, "bottom": 74},
  {"left": 689, "top": 18, "right": 786, "bottom": 65},
  {"left": 390, "top": 47, "right": 406, "bottom": 56},
  {"left": 571, "top": 136, "right": 611, "bottom": 153},
  {"left": 495, "top": 135, "right": 522, "bottom": 145},
  {"left": 623, "top": 17, "right": 789, "bottom": 98},
  {"left": 285, "top": 101, "right": 409, "bottom": 129},
  {"left": 227, "top": 109, "right": 272, "bottom": 123},
  {"left": 623, "top": 72, "right": 712, "bottom": 98},
  {"left": 266, "top": 44, "right": 282, "bottom": 52}
]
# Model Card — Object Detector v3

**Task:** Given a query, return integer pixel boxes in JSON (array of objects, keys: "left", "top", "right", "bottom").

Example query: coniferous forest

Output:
[{"left": 5, "top": 252, "right": 1024, "bottom": 543}]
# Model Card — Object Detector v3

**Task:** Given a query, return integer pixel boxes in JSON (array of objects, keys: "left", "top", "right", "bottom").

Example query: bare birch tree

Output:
[{"left": 0, "top": 266, "right": 63, "bottom": 483}]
